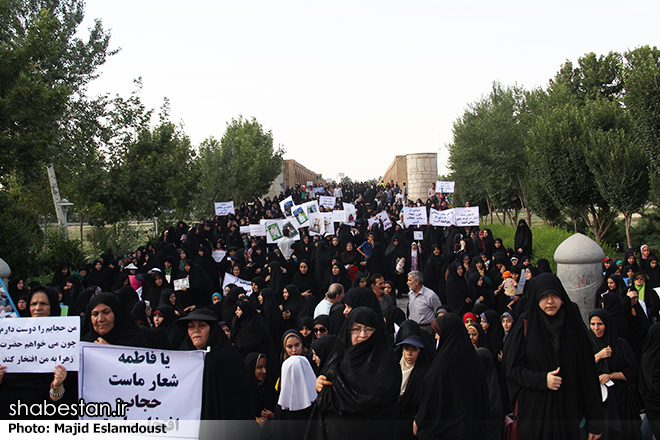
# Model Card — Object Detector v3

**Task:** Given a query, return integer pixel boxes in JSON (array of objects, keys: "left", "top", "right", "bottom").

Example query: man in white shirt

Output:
[
  {"left": 407, "top": 270, "right": 441, "bottom": 334},
  {"left": 314, "top": 283, "right": 345, "bottom": 318},
  {"left": 278, "top": 228, "right": 294, "bottom": 261},
  {"left": 333, "top": 184, "right": 343, "bottom": 199}
]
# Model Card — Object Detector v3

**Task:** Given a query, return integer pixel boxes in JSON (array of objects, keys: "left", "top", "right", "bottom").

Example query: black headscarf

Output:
[
  {"left": 342, "top": 287, "right": 382, "bottom": 320},
  {"left": 415, "top": 313, "right": 487, "bottom": 439},
  {"left": 640, "top": 323, "right": 660, "bottom": 415},
  {"left": 514, "top": 219, "right": 532, "bottom": 256},
  {"left": 502, "top": 273, "right": 603, "bottom": 439},
  {"left": 258, "top": 287, "right": 283, "bottom": 349},
  {"left": 244, "top": 352, "right": 277, "bottom": 418},
  {"left": 177, "top": 309, "right": 254, "bottom": 421},
  {"left": 296, "top": 316, "right": 314, "bottom": 348},
  {"left": 231, "top": 299, "right": 274, "bottom": 359},
  {"left": 445, "top": 262, "right": 471, "bottom": 315},
  {"left": 151, "top": 305, "right": 184, "bottom": 349},
  {"left": 395, "top": 320, "right": 434, "bottom": 418},
  {"left": 28, "top": 286, "right": 61, "bottom": 317},
  {"left": 588, "top": 308, "right": 641, "bottom": 438},
  {"left": 221, "top": 286, "right": 243, "bottom": 324},
  {"left": 315, "top": 307, "right": 401, "bottom": 417},
  {"left": 81, "top": 292, "right": 147, "bottom": 347},
  {"left": 482, "top": 309, "right": 504, "bottom": 357},
  {"left": 313, "top": 314, "right": 335, "bottom": 337},
  {"left": 310, "top": 335, "right": 338, "bottom": 374}
]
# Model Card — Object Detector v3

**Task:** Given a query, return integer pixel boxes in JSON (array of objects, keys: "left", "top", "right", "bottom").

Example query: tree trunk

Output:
[
  {"left": 80, "top": 214, "right": 84, "bottom": 253},
  {"left": 625, "top": 214, "right": 633, "bottom": 249}
]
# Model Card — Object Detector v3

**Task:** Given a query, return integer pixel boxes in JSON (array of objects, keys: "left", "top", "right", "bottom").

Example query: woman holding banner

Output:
[
  {"left": 0, "top": 286, "right": 77, "bottom": 419},
  {"left": 177, "top": 309, "right": 254, "bottom": 420}
]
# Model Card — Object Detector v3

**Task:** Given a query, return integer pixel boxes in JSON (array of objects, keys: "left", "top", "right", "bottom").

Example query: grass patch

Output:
[{"left": 484, "top": 222, "right": 614, "bottom": 272}]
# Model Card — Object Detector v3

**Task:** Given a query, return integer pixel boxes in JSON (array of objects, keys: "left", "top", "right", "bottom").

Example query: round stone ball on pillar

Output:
[
  {"left": 554, "top": 233, "right": 605, "bottom": 324},
  {"left": 0, "top": 257, "right": 10, "bottom": 288}
]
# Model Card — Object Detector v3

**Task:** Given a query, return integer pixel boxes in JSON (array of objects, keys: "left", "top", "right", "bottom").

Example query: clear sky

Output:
[{"left": 80, "top": 0, "right": 660, "bottom": 182}]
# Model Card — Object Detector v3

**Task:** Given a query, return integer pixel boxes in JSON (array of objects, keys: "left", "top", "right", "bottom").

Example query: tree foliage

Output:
[
  {"left": 0, "top": 0, "right": 114, "bottom": 184},
  {"left": 448, "top": 82, "right": 530, "bottom": 223},
  {"left": 192, "top": 116, "right": 284, "bottom": 217}
]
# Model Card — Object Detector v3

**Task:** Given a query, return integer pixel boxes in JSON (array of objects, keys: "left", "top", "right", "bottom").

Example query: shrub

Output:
[
  {"left": 484, "top": 223, "right": 612, "bottom": 272},
  {"left": 41, "top": 229, "right": 87, "bottom": 272},
  {"left": 87, "top": 222, "right": 153, "bottom": 259}
]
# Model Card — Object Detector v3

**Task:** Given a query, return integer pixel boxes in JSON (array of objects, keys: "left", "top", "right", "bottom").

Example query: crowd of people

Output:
[{"left": 2, "top": 180, "right": 660, "bottom": 440}]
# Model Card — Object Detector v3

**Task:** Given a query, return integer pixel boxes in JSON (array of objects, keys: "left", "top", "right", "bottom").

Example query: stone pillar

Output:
[
  {"left": 405, "top": 153, "right": 438, "bottom": 202},
  {"left": 554, "top": 233, "right": 604, "bottom": 324},
  {"left": 0, "top": 257, "right": 10, "bottom": 289}
]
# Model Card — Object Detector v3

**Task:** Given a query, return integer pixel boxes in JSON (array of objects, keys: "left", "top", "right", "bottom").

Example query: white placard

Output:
[
  {"left": 332, "top": 210, "right": 345, "bottom": 223},
  {"left": 291, "top": 205, "right": 309, "bottom": 228},
  {"left": 211, "top": 249, "right": 226, "bottom": 263},
  {"left": 173, "top": 278, "right": 189, "bottom": 291},
  {"left": 306, "top": 181, "right": 313, "bottom": 187},
  {"left": 319, "top": 196, "right": 336, "bottom": 210},
  {"left": 279, "top": 196, "right": 294, "bottom": 218},
  {"left": 429, "top": 208, "right": 455, "bottom": 227},
  {"left": 376, "top": 211, "right": 393, "bottom": 230},
  {"left": 322, "top": 213, "right": 335, "bottom": 235},
  {"left": 436, "top": 181, "right": 455, "bottom": 193},
  {"left": 455, "top": 207, "right": 480, "bottom": 227},
  {"left": 214, "top": 201, "right": 235, "bottom": 216},
  {"left": 302, "top": 200, "right": 320, "bottom": 217},
  {"left": 250, "top": 223, "right": 266, "bottom": 237},
  {"left": 239, "top": 225, "right": 251, "bottom": 235},
  {"left": 0, "top": 317, "right": 80, "bottom": 373},
  {"left": 343, "top": 203, "right": 357, "bottom": 225},
  {"left": 79, "top": 342, "right": 204, "bottom": 435},
  {"left": 313, "top": 187, "right": 325, "bottom": 195},
  {"left": 222, "top": 273, "right": 253, "bottom": 295},
  {"left": 413, "top": 231, "right": 424, "bottom": 241},
  {"left": 403, "top": 207, "right": 428, "bottom": 226},
  {"left": 368, "top": 216, "right": 379, "bottom": 229},
  {"left": 308, "top": 213, "right": 325, "bottom": 236},
  {"left": 281, "top": 219, "right": 300, "bottom": 241},
  {"left": 265, "top": 220, "right": 283, "bottom": 243}
]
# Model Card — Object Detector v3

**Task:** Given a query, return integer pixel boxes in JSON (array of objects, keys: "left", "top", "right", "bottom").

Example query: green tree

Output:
[
  {"left": 107, "top": 99, "right": 197, "bottom": 220},
  {"left": 624, "top": 46, "right": 660, "bottom": 206},
  {"left": 583, "top": 98, "right": 648, "bottom": 248},
  {"left": 527, "top": 53, "right": 630, "bottom": 242},
  {"left": 192, "top": 116, "right": 284, "bottom": 216},
  {"left": 0, "top": 0, "right": 114, "bottom": 184},
  {"left": 448, "top": 82, "right": 530, "bottom": 224}
]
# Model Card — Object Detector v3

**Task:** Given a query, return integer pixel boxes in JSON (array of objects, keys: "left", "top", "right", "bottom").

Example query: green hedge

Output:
[{"left": 484, "top": 222, "right": 615, "bottom": 272}]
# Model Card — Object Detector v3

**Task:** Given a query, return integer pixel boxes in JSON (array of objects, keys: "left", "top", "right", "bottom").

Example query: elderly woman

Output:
[
  {"left": 503, "top": 273, "right": 603, "bottom": 440},
  {"left": 308, "top": 307, "right": 400, "bottom": 440},
  {"left": 0, "top": 286, "right": 77, "bottom": 418},
  {"left": 177, "top": 309, "right": 253, "bottom": 421},
  {"left": 81, "top": 292, "right": 147, "bottom": 347}
]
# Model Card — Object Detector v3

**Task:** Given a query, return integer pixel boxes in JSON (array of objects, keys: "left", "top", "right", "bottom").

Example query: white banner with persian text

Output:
[
  {"left": 222, "top": 273, "right": 253, "bottom": 296},
  {"left": 435, "top": 181, "right": 455, "bottom": 193},
  {"left": 403, "top": 207, "right": 428, "bottom": 226},
  {"left": 429, "top": 208, "right": 455, "bottom": 227},
  {"left": 455, "top": 206, "right": 480, "bottom": 226},
  {"left": 214, "top": 201, "right": 235, "bottom": 216},
  {"left": 0, "top": 316, "right": 80, "bottom": 373},
  {"left": 79, "top": 343, "right": 204, "bottom": 434}
]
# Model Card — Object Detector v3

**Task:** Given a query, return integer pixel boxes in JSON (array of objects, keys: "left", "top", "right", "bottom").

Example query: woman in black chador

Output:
[
  {"left": 514, "top": 219, "right": 533, "bottom": 257},
  {"left": 414, "top": 313, "right": 488, "bottom": 440},
  {"left": 305, "top": 307, "right": 400, "bottom": 440},
  {"left": 503, "top": 273, "right": 603, "bottom": 440}
]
